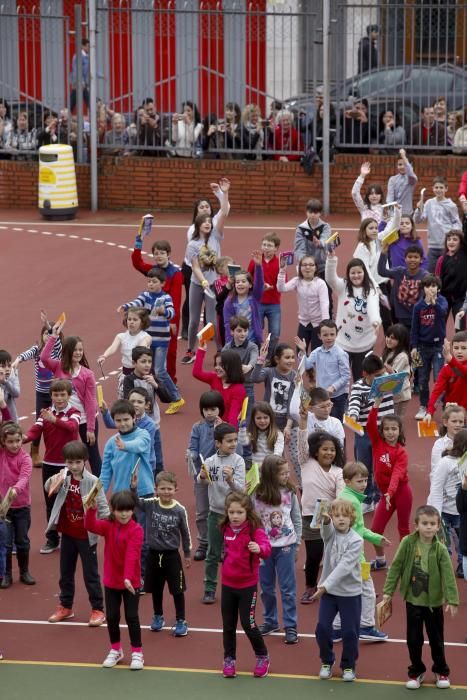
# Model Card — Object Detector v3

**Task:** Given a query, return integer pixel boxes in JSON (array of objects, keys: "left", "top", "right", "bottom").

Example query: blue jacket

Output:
[
  {"left": 102, "top": 409, "right": 156, "bottom": 472},
  {"left": 411, "top": 295, "right": 448, "bottom": 348},
  {"left": 188, "top": 419, "right": 242, "bottom": 475},
  {"left": 101, "top": 426, "right": 154, "bottom": 497}
]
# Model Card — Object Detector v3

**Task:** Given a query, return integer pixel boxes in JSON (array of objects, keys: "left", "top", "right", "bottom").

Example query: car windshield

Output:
[{"left": 337, "top": 68, "right": 405, "bottom": 99}]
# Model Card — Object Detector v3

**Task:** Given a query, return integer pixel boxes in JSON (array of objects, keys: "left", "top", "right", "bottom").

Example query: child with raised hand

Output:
[
  {"left": 84, "top": 489, "right": 145, "bottom": 670},
  {"left": 300, "top": 319, "right": 350, "bottom": 422},
  {"left": 40, "top": 320, "right": 102, "bottom": 476},
  {"left": 377, "top": 243, "right": 425, "bottom": 332},
  {"left": 430, "top": 404, "right": 465, "bottom": 477},
  {"left": 238, "top": 401, "right": 284, "bottom": 466},
  {"left": 337, "top": 462, "right": 389, "bottom": 642},
  {"left": 23, "top": 379, "right": 80, "bottom": 555},
  {"left": 135, "top": 471, "right": 191, "bottom": 638},
  {"left": 223, "top": 315, "right": 259, "bottom": 423},
  {"left": 411, "top": 274, "right": 448, "bottom": 421},
  {"left": 325, "top": 250, "right": 380, "bottom": 380},
  {"left": 45, "top": 441, "right": 108, "bottom": 626},
  {"left": 197, "top": 422, "right": 245, "bottom": 604},
  {"left": 382, "top": 505, "right": 458, "bottom": 690},
  {"left": 386, "top": 214, "right": 426, "bottom": 269},
  {"left": 414, "top": 175, "right": 462, "bottom": 272},
  {"left": 0, "top": 422, "right": 35, "bottom": 590},
  {"left": 352, "top": 161, "right": 384, "bottom": 223},
  {"left": 0, "top": 350, "right": 20, "bottom": 421},
  {"left": 251, "top": 342, "right": 297, "bottom": 433},
  {"left": 313, "top": 499, "right": 363, "bottom": 682},
  {"left": 118, "top": 270, "right": 184, "bottom": 416},
  {"left": 278, "top": 254, "right": 329, "bottom": 353},
  {"left": 247, "top": 232, "right": 282, "bottom": 359},
  {"left": 193, "top": 341, "right": 246, "bottom": 427},
  {"left": 382, "top": 324, "right": 412, "bottom": 418},
  {"left": 220, "top": 491, "right": 271, "bottom": 678},
  {"left": 223, "top": 251, "right": 264, "bottom": 347},
  {"left": 298, "top": 408, "right": 345, "bottom": 604},
  {"left": 289, "top": 386, "right": 344, "bottom": 448},
  {"left": 428, "top": 429, "right": 467, "bottom": 578},
  {"left": 426, "top": 332, "right": 467, "bottom": 423},
  {"left": 11, "top": 309, "right": 62, "bottom": 467},
  {"left": 254, "top": 456, "right": 301, "bottom": 644},
  {"left": 366, "top": 397, "right": 413, "bottom": 571},
  {"left": 387, "top": 149, "right": 418, "bottom": 216},
  {"left": 97, "top": 308, "right": 151, "bottom": 396},
  {"left": 187, "top": 390, "right": 225, "bottom": 562}
]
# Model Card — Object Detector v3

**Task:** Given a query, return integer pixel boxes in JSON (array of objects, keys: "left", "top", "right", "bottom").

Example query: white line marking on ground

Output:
[
  {"left": 0, "top": 618, "right": 464, "bottom": 647},
  {"left": 27, "top": 229, "right": 38, "bottom": 233},
  {"left": 81, "top": 237, "right": 92, "bottom": 241},
  {"left": 55, "top": 233, "right": 66, "bottom": 237},
  {"left": 42, "top": 231, "right": 52, "bottom": 235},
  {"left": 68, "top": 235, "right": 79, "bottom": 239},
  {"left": 13, "top": 227, "right": 23, "bottom": 231},
  {"left": 94, "top": 239, "right": 104, "bottom": 243}
]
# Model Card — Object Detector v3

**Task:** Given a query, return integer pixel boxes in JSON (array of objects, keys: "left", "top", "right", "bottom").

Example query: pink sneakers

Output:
[
  {"left": 223, "top": 657, "right": 236, "bottom": 678},
  {"left": 253, "top": 655, "right": 270, "bottom": 678}
]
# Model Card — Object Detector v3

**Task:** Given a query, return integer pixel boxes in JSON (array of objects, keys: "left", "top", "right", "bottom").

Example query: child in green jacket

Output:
[
  {"left": 382, "top": 505, "right": 459, "bottom": 690},
  {"left": 335, "top": 461, "right": 390, "bottom": 642}
]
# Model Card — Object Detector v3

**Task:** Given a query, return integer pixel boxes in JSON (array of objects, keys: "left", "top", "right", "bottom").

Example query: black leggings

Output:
[
  {"left": 104, "top": 586, "right": 141, "bottom": 648},
  {"left": 181, "top": 262, "right": 192, "bottom": 335},
  {"left": 304, "top": 538, "right": 324, "bottom": 588},
  {"left": 221, "top": 584, "right": 267, "bottom": 659},
  {"left": 79, "top": 421, "right": 102, "bottom": 477}
]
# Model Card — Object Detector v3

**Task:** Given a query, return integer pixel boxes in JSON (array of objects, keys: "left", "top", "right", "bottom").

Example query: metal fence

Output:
[{"left": 0, "top": 1, "right": 466, "bottom": 165}]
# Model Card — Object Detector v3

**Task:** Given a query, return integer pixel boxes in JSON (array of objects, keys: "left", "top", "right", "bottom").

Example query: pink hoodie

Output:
[
  {"left": 0, "top": 447, "right": 32, "bottom": 508},
  {"left": 222, "top": 522, "right": 271, "bottom": 589}
]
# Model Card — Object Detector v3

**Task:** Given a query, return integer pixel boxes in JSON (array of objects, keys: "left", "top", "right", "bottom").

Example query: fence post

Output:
[
  {"left": 74, "top": 4, "right": 84, "bottom": 164},
  {"left": 89, "top": 0, "right": 98, "bottom": 211},
  {"left": 322, "top": 1, "right": 330, "bottom": 215}
]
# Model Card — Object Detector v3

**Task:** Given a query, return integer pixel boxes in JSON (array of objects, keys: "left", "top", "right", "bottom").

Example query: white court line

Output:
[{"left": 0, "top": 618, "right": 465, "bottom": 647}]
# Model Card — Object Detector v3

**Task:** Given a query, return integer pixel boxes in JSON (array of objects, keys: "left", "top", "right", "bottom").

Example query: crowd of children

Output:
[{"left": 1, "top": 166, "right": 467, "bottom": 687}]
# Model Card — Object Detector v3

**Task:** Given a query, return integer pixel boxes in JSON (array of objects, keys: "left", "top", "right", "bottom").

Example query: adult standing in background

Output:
[
  {"left": 70, "top": 38, "right": 90, "bottom": 113},
  {"left": 358, "top": 24, "right": 379, "bottom": 74}
]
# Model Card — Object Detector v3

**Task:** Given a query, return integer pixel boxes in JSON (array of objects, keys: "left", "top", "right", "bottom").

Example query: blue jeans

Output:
[
  {"left": 0, "top": 519, "right": 6, "bottom": 578},
  {"left": 418, "top": 344, "right": 443, "bottom": 408},
  {"left": 331, "top": 393, "right": 348, "bottom": 423},
  {"left": 316, "top": 593, "right": 361, "bottom": 670},
  {"left": 442, "top": 512, "right": 462, "bottom": 568},
  {"left": 154, "top": 428, "right": 164, "bottom": 474},
  {"left": 259, "top": 303, "right": 281, "bottom": 358},
  {"left": 427, "top": 247, "right": 443, "bottom": 273},
  {"left": 152, "top": 344, "right": 180, "bottom": 402},
  {"left": 259, "top": 544, "right": 297, "bottom": 629},
  {"left": 354, "top": 432, "right": 378, "bottom": 505}
]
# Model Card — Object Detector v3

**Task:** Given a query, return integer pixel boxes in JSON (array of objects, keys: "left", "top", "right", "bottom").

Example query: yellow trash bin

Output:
[{"left": 38, "top": 144, "right": 78, "bottom": 219}]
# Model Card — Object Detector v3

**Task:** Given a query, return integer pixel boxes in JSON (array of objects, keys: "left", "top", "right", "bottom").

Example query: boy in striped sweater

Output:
[
  {"left": 119, "top": 269, "right": 184, "bottom": 415},
  {"left": 347, "top": 354, "right": 394, "bottom": 513}
]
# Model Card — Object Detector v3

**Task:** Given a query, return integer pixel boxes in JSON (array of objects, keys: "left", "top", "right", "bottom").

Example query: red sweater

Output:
[
  {"left": 131, "top": 253, "right": 183, "bottom": 326},
  {"left": 427, "top": 356, "right": 467, "bottom": 416},
  {"left": 25, "top": 404, "right": 80, "bottom": 465},
  {"left": 366, "top": 406, "right": 409, "bottom": 498},
  {"left": 192, "top": 348, "right": 246, "bottom": 426},
  {"left": 248, "top": 255, "right": 281, "bottom": 305},
  {"left": 222, "top": 523, "right": 271, "bottom": 588},
  {"left": 84, "top": 507, "right": 143, "bottom": 589},
  {"left": 0, "top": 447, "right": 32, "bottom": 509}
]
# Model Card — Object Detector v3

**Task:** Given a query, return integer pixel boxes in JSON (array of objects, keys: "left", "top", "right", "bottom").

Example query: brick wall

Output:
[{"left": 1, "top": 154, "right": 466, "bottom": 213}]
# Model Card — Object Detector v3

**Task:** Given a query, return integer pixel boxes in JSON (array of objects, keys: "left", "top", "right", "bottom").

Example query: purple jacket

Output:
[
  {"left": 223, "top": 263, "right": 264, "bottom": 344},
  {"left": 389, "top": 236, "right": 427, "bottom": 270}
]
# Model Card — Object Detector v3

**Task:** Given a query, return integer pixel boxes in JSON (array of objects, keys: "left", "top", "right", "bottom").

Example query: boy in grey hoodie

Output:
[
  {"left": 413, "top": 176, "right": 462, "bottom": 272},
  {"left": 293, "top": 198, "right": 331, "bottom": 274},
  {"left": 312, "top": 499, "right": 363, "bottom": 682}
]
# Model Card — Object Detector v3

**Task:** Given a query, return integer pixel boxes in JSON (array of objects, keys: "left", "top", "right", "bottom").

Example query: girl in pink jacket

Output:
[
  {"left": 40, "top": 321, "right": 102, "bottom": 476},
  {"left": 220, "top": 491, "right": 271, "bottom": 679}
]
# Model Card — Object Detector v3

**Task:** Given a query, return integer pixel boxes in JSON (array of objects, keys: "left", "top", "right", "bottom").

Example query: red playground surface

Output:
[{"left": 0, "top": 208, "right": 466, "bottom": 685}]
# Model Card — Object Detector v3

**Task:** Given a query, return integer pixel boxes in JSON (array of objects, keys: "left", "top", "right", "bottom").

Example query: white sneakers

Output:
[
  {"left": 415, "top": 407, "right": 427, "bottom": 421},
  {"left": 102, "top": 648, "right": 144, "bottom": 671}
]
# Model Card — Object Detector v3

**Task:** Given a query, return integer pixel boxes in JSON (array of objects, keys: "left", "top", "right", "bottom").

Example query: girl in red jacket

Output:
[
  {"left": 193, "top": 341, "right": 246, "bottom": 426},
  {"left": 366, "top": 398, "right": 413, "bottom": 571},
  {"left": 220, "top": 491, "right": 271, "bottom": 679},
  {"left": 84, "top": 489, "right": 144, "bottom": 671}
]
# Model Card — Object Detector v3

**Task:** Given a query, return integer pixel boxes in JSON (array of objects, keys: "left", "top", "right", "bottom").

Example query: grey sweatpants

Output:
[{"left": 187, "top": 281, "right": 217, "bottom": 351}]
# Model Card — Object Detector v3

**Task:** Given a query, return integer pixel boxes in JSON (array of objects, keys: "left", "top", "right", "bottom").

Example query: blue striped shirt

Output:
[{"left": 123, "top": 290, "right": 175, "bottom": 346}]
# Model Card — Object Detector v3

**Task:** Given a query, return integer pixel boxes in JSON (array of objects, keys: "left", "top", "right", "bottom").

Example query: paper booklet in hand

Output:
[
  {"left": 368, "top": 372, "right": 408, "bottom": 399},
  {"left": 82, "top": 479, "right": 103, "bottom": 509},
  {"left": 136, "top": 213, "right": 154, "bottom": 240},
  {"left": 417, "top": 421, "right": 439, "bottom": 438},
  {"left": 311, "top": 498, "right": 329, "bottom": 528},
  {"left": 197, "top": 322, "right": 215, "bottom": 343},
  {"left": 246, "top": 463, "right": 260, "bottom": 496},
  {"left": 279, "top": 251, "right": 294, "bottom": 266},
  {"left": 0, "top": 488, "right": 16, "bottom": 519},
  {"left": 376, "top": 597, "right": 392, "bottom": 627},
  {"left": 199, "top": 454, "right": 212, "bottom": 483},
  {"left": 343, "top": 414, "right": 364, "bottom": 436},
  {"left": 47, "top": 468, "right": 68, "bottom": 497}
]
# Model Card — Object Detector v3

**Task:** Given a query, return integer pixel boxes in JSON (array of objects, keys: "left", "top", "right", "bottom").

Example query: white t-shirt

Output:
[{"left": 118, "top": 330, "right": 151, "bottom": 368}]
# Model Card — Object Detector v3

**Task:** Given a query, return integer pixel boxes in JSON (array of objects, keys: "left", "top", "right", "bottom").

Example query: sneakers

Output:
[
  {"left": 342, "top": 668, "right": 356, "bottom": 682},
  {"left": 89, "top": 610, "right": 106, "bottom": 627},
  {"left": 319, "top": 663, "right": 334, "bottom": 679},
  {"left": 130, "top": 651, "right": 144, "bottom": 671},
  {"left": 359, "top": 626, "right": 388, "bottom": 641},
  {"left": 223, "top": 656, "right": 236, "bottom": 678},
  {"left": 332, "top": 628, "right": 342, "bottom": 642},
  {"left": 253, "top": 655, "right": 270, "bottom": 678},
  {"left": 415, "top": 407, "right": 427, "bottom": 421},
  {"left": 300, "top": 587, "right": 316, "bottom": 604},
  {"left": 181, "top": 351, "right": 195, "bottom": 365},
  {"left": 193, "top": 547, "right": 207, "bottom": 561},
  {"left": 48, "top": 606, "right": 74, "bottom": 623},
  {"left": 40, "top": 541, "right": 60, "bottom": 554},
  {"left": 202, "top": 590, "right": 216, "bottom": 604},
  {"left": 165, "top": 398, "right": 185, "bottom": 415},
  {"left": 435, "top": 675, "right": 450, "bottom": 689},
  {"left": 103, "top": 648, "right": 124, "bottom": 668},
  {"left": 284, "top": 627, "right": 298, "bottom": 644},
  {"left": 258, "top": 622, "right": 280, "bottom": 636},
  {"left": 362, "top": 502, "right": 375, "bottom": 514},
  {"left": 173, "top": 619, "right": 188, "bottom": 637},
  {"left": 456, "top": 563, "right": 464, "bottom": 578},
  {"left": 370, "top": 558, "right": 387, "bottom": 571},
  {"left": 150, "top": 614, "right": 165, "bottom": 631},
  {"left": 406, "top": 673, "right": 424, "bottom": 689}
]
